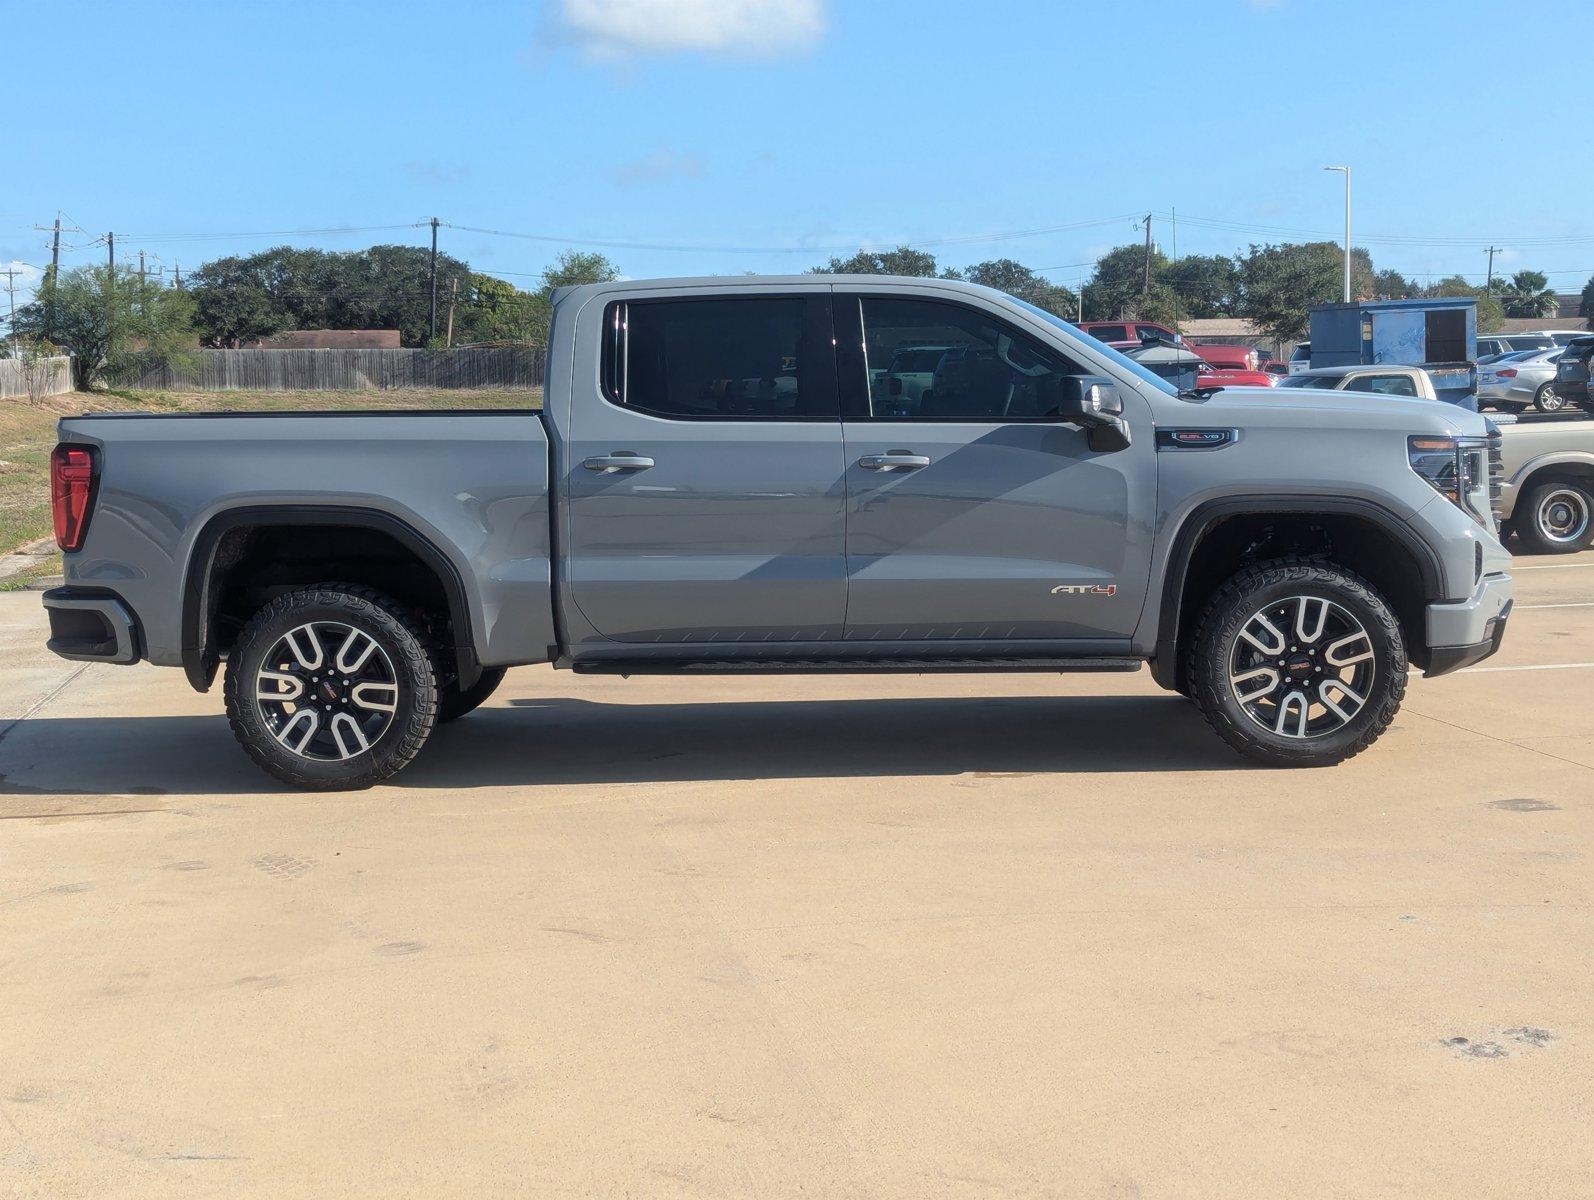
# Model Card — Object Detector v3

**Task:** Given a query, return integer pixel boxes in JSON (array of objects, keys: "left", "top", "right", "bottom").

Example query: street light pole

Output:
[{"left": 1324, "top": 165, "right": 1351, "bottom": 303}]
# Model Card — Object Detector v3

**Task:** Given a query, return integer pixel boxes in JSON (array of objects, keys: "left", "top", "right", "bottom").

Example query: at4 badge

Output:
[{"left": 1051, "top": 583, "right": 1118, "bottom": 596}]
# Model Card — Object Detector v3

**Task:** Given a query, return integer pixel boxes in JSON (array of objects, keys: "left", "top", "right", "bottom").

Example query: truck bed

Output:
[{"left": 55, "top": 408, "right": 556, "bottom": 673}]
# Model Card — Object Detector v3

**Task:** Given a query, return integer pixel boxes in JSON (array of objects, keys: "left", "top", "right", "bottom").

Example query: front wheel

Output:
[
  {"left": 1514, "top": 479, "right": 1594, "bottom": 554},
  {"left": 224, "top": 585, "right": 438, "bottom": 790},
  {"left": 1186, "top": 560, "right": 1407, "bottom": 768},
  {"left": 1534, "top": 383, "right": 1567, "bottom": 414}
]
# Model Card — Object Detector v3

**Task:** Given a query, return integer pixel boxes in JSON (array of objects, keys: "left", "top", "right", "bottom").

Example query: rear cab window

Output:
[{"left": 601, "top": 294, "right": 836, "bottom": 420}]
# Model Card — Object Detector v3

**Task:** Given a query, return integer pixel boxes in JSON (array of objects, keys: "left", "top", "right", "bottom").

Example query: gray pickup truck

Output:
[
  {"left": 43, "top": 276, "right": 1514, "bottom": 789},
  {"left": 1497, "top": 415, "right": 1594, "bottom": 553}
]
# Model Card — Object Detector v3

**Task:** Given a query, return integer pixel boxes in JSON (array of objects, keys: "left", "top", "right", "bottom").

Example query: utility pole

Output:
[
  {"left": 3, "top": 267, "right": 18, "bottom": 356},
  {"left": 428, "top": 217, "right": 440, "bottom": 342},
  {"left": 174, "top": 261, "right": 182, "bottom": 288},
  {"left": 1484, "top": 246, "right": 1500, "bottom": 293},
  {"left": 445, "top": 277, "right": 459, "bottom": 348},
  {"left": 138, "top": 250, "right": 147, "bottom": 289},
  {"left": 1141, "top": 213, "right": 1153, "bottom": 298},
  {"left": 106, "top": 232, "right": 116, "bottom": 339},
  {"left": 35, "top": 214, "right": 80, "bottom": 341}
]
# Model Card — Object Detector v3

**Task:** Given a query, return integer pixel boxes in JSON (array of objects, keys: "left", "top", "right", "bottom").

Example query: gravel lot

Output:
[{"left": 1, "top": 550, "right": 1591, "bottom": 1198}]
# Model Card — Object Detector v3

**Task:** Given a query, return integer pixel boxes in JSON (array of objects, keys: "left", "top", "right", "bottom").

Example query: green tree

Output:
[
  {"left": 1081, "top": 243, "right": 1185, "bottom": 323},
  {"left": 540, "top": 249, "right": 619, "bottom": 291},
  {"left": 1372, "top": 268, "right": 1415, "bottom": 299},
  {"left": 812, "top": 246, "right": 947, "bottom": 277},
  {"left": 455, "top": 273, "right": 543, "bottom": 346},
  {"left": 188, "top": 244, "right": 473, "bottom": 347},
  {"left": 1579, "top": 273, "right": 1594, "bottom": 322},
  {"left": 1499, "top": 269, "right": 1557, "bottom": 318},
  {"left": 1235, "top": 242, "right": 1376, "bottom": 342},
  {"left": 1163, "top": 254, "right": 1239, "bottom": 318},
  {"left": 961, "top": 258, "right": 1077, "bottom": 318},
  {"left": 12, "top": 265, "right": 197, "bottom": 388}
]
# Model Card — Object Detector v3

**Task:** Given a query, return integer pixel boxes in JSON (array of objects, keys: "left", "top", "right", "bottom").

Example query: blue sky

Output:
[{"left": 5, "top": 0, "right": 1593, "bottom": 305}]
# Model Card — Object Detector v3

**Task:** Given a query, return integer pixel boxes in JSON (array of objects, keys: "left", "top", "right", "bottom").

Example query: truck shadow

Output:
[
  {"left": 405, "top": 693, "right": 1251, "bottom": 787},
  {"left": 0, "top": 695, "right": 1247, "bottom": 799}
]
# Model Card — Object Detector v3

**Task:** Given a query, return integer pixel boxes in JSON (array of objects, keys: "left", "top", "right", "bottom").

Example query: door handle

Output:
[
  {"left": 583, "top": 453, "right": 656, "bottom": 473},
  {"left": 859, "top": 452, "right": 931, "bottom": 471}
]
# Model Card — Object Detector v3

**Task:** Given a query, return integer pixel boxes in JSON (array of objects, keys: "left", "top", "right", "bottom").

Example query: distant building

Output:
[{"left": 247, "top": 330, "right": 402, "bottom": 349}]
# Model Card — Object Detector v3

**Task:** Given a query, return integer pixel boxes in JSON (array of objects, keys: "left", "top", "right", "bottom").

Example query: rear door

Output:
[
  {"left": 835, "top": 290, "right": 1156, "bottom": 642},
  {"left": 562, "top": 288, "right": 847, "bottom": 644}
]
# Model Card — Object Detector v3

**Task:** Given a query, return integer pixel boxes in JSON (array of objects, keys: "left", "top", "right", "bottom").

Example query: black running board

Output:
[{"left": 570, "top": 656, "right": 1143, "bottom": 676}]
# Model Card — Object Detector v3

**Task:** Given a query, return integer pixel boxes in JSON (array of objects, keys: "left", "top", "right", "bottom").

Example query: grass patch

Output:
[
  {"left": 0, "top": 555, "right": 62, "bottom": 592},
  {"left": 0, "top": 387, "right": 543, "bottom": 553}
]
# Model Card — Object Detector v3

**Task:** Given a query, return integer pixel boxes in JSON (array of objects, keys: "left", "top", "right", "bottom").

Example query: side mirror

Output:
[{"left": 1049, "top": 375, "right": 1131, "bottom": 452}]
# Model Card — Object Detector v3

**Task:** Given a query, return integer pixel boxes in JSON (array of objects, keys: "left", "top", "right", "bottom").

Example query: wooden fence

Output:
[
  {"left": 0, "top": 355, "right": 73, "bottom": 400},
  {"left": 120, "top": 347, "right": 545, "bottom": 391}
]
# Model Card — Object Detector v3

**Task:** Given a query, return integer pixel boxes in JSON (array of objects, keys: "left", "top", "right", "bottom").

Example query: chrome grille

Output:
[{"left": 1487, "top": 427, "right": 1504, "bottom": 526}]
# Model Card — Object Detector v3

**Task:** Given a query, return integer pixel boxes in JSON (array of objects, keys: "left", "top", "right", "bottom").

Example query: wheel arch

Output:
[
  {"left": 1148, "top": 496, "right": 1444, "bottom": 692},
  {"left": 181, "top": 505, "right": 480, "bottom": 694}
]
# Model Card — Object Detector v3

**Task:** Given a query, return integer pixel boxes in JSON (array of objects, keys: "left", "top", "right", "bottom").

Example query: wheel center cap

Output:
[
  {"left": 320, "top": 681, "right": 341, "bottom": 702},
  {"left": 1285, "top": 653, "right": 1314, "bottom": 680}
]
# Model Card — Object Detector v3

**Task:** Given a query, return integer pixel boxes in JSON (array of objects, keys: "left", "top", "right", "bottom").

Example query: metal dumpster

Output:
[{"left": 1309, "top": 297, "right": 1478, "bottom": 408}]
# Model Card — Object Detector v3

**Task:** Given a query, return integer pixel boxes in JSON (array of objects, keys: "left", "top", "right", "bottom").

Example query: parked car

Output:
[
  {"left": 1261, "top": 359, "right": 1289, "bottom": 377},
  {"left": 1554, "top": 335, "right": 1593, "bottom": 412},
  {"left": 1538, "top": 330, "right": 1593, "bottom": 348},
  {"left": 1287, "top": 342, "right": 1312, "bottom": 375},
  {"left": 1497, "top": 416, "right": 1594, "bottom": 552},
  {"left": 42, "top": 274, "right": 1512, "bottom": 787},
  {"left": 1278, "top": 364, "right": 1459, "bottom": 405},
  {"left": 1476, "top": 334, "right": 1556, "bottom": 358},
  {"left": 1187, "top": 343, "right": 1259, "bottom": 372},
  {"left": 1477, "top": 348, "right": 1567, "bottom": 414}
]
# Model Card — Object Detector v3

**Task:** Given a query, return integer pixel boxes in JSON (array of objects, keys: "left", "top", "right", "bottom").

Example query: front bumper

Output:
[
  {"left": 1423, "top": 572, "right": 1512, "bottom": 677},
  {"left": 42, "top": 587, "right": 142, "bottom": 664}
]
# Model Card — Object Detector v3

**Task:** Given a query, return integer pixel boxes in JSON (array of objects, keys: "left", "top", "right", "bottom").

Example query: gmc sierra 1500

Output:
[{"left": 43, "top": 276, "right": 1514, "bottom": 788}]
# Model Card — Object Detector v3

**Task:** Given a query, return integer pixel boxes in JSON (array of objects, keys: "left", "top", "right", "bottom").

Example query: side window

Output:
[
  {"left": 857, "top": 297, "right": 1083, "bottom": 421},
  {"left": 1084, "top": 324, "right": 1129, "bottom": 343},
  {"left": 603, "top": 296, "right": 819, "bottom": 420},
  {"left": 1351, "top": 374, "right": 1419, "bottom": 397}
]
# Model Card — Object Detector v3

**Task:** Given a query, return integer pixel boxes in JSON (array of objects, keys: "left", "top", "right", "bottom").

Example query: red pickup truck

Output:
[{"left": 1077, "top": 322, "right": 1273, "bottom": 387}]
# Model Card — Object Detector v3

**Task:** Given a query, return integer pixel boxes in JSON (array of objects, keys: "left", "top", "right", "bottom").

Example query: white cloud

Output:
[
  {"left": 554, "top": 0, "right": 827, "bottom": 60},
  {"left": 612, "top": 150, "right": 707, "bottom": 187}
]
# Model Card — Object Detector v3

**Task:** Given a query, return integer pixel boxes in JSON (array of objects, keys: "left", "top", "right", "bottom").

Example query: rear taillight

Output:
[
  {"left": 50, "top": 444, "right": 98, "bottom": 552},
  {"left": 1497, "top": 369, "right": 1517, "bottom": 378}
]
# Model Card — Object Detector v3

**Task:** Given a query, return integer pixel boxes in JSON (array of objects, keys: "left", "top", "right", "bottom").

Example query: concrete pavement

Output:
[{"left": 2, "top": 555, "right": 1591, "bottom": 1198}]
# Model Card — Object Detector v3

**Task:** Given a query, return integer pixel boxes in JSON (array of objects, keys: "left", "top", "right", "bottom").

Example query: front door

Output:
[
  {"left": 563, "top": 290, "right": 847, "bottom": 644},
  {"left": 836, "top": 292, "right": 1156, "bottom": 642}
]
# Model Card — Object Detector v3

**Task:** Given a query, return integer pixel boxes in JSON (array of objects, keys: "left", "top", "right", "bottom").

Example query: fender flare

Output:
[
  {"left": 1148, "top": 495, "right": 1445, "bottom": 690},
  {"left": 180, "top": 504, "right": 479, "bottom": 693}
]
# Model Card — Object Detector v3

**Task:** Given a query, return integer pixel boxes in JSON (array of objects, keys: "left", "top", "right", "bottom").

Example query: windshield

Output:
[{"left": 1010, "top": 299, "right": 1178, "bottom": 396}]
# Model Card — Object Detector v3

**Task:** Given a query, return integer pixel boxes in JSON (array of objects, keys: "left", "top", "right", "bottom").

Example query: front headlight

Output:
[{"left": 1408, "top": 435, "right": 1494, "bottom": 529}]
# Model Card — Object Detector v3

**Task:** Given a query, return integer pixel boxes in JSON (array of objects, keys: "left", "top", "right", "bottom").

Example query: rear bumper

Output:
[
  {"left": 1423, "top": 573, "right": 1512, "bottom": 678},
  {"left": 42, "top": 587, "right": 142, "bottom": 664}
]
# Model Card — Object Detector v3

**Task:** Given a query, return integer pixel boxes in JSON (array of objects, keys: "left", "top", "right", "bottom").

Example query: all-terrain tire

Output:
[
  {"left": 1185, "top": 558, "right": 1407, "bottom": 768},
  {"left": 437, "top": 666, "right": 507, "bottom": 723},
  {"left": 224, "top": 585, "right": 438, "bottom": 790},
  {"left": 1513, "top": 478, "right": 1594, "bottom": 555}
]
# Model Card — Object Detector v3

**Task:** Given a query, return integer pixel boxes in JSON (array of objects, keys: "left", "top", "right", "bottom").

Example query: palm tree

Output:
[{"left": 1500, "top": 270, "right": 1559, "bottom": 318}]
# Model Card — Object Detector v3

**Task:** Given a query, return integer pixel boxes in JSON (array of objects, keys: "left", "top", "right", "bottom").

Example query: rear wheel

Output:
[
  {"left": 1533, "top": 383, "right": 1567, "bottom": 414},
  {"left": 224, "top": 585, "right": 438, "bottom": 790},
  {"left": 1514, "top": 479, "right": 1594, "bottom": 554},
  {"left": 438, "top": 666, "right": 507, "bottom": 722},
  {"left": 1186, "top": 560, "right": 1406, "bottom": 768}
]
